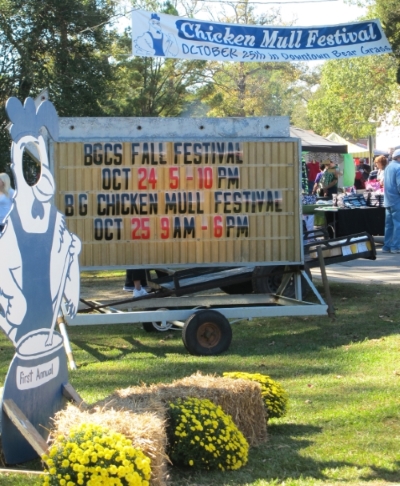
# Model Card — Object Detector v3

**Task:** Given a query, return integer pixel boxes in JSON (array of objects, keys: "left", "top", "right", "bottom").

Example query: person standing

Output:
[
  {"left": 306, "top": 158, "right": 321, "bottom": 194},
  {"left": 382, "top": 149, "right": 400, "bottom": 253},
  {"left": 375, "top": 155, "right": 388, "bottom": 187},
  {"left": 0, "top": 173, "right": 15, "bottom": 232},
  {"left": 311, "top": 163, "right": 326, "bottom": 196},
  {"left": 319, "top": 161, "right": 338, "bottom": 198},
  {"left": 124, "top": 269, "right": 148, "bottom": 297}
]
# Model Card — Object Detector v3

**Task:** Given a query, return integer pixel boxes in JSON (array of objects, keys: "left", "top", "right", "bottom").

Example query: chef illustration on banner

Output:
[
  {"left": 133, "top": 12, "right": 179, "bottom": 57},
  {"left": 0, "top": 97, "right": 81, "bottom": 464}
]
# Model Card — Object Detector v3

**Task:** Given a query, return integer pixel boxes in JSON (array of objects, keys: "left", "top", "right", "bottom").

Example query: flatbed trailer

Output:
[{"left": 65, "top": 231, "right": 376, "bottom": 356}]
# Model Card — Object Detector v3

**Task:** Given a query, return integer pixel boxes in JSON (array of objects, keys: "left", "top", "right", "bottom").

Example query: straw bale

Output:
[
  {"left": 100, "top": 372, "right": 267, "bottom": 447},
  {"left": 50, "top": 402, "right": 168, "bottom": 486},
  {"left": 95, "top": 390, "right": 166, "bottom": 419},
  {"left": 158, "top": 372, "right": 268, "bottom": 446}
]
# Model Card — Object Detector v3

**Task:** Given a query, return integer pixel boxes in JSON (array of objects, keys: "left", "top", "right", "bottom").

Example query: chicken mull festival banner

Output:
[{"left": 131, "top": 10, "right": 392, "bottom": 62}]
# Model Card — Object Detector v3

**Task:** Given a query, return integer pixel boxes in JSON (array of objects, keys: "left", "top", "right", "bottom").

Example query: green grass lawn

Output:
[{"left": 1, "top": 281, "right": 400, "bottom": 485}]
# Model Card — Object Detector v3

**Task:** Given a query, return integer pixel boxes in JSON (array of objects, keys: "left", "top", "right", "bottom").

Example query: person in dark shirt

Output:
[
  {"left": 319, "top": 161, "right": 338, "bottom": 197},
  {"left": 311, "top": 163, "right": 326, "bottom": 196}
]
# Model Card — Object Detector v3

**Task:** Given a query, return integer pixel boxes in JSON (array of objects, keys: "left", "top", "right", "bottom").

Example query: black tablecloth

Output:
[{"left": 324, "top": 207, "right": 385, "bottom": 237}]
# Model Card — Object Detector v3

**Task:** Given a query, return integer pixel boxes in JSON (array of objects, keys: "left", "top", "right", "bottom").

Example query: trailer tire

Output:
[
  {"left": 142, "top": 308, "right": 175, "bottom": 332},
  {"left": 182, "top": 310, "right": 232, "bottom": 356},
  {"left": 220, "top": 279, "right": 253, "bottom": 295},
  {"left": 252, "top": 265, "right": 312, "bottom": 299}
]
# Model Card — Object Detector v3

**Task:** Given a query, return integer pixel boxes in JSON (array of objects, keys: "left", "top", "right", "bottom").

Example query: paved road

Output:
[{"left": 310, "top": 238, "right": 400, "bottom": 285}]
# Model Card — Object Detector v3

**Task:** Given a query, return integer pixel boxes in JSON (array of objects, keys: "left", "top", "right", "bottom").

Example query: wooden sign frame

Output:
[{"left": 51, "top": 117, "right": 303, "bottom": 269}]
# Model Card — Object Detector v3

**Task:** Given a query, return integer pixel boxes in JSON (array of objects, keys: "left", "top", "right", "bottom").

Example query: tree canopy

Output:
[
  {"left": 307, "top": 54, "right": 400, "bottom": 139},
  {"left": 374, "top": 0, "right": 400, "bottom": 83},
  {"left": 0, "top": 0, "right": 116, "bottom": 171},
  {"left": 307, "top": 0, "right": 400, "bottom": 139},
  {"left": 187, "top": 2, "right": 317, "bottom": 122},
  {"left": 3, "top": 0, "right": 399, "bottom": 172},
  {"left": 102, "top": 2, "right": 211, "bottom": 119}
]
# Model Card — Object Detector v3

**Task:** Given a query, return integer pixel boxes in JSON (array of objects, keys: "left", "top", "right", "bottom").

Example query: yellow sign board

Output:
[{"left": 54, "top": 140, "right": 300, "bottom": 268}]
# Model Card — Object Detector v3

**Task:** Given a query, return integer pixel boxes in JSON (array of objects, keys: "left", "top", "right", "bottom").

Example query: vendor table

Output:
[
  {"left": 316, "top": 207, "right": 385, "bottom": 238},
  {"left": 302, "top": 204, "right": 327, "bottom": 227},
  {"left": 315, "top": 207, "right": 385, "bottom": 238}
]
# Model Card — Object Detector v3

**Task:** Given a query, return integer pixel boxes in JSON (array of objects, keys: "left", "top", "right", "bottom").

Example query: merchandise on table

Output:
[
  {"left": 364, "top": 192, "right": 384, "bottom": 207},
  {"left": 335, "top": 193, "right": 368, "bottom": 209}
]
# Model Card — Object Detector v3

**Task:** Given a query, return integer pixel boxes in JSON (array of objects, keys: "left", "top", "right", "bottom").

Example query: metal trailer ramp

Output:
[
  {"left": 65, "top": 267, "right": 326, "bottom": 356},
  {"left": 63, "top": 231, "right": 375, "bottom": 356}
]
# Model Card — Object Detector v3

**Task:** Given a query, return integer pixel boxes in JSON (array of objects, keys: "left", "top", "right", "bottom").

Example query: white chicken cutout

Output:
[
  {"left": 0, "top": 97, "right": 81, "bottom": 464},
  {"left": 0, "top": 97, "right": 81, "bottom": 351}
]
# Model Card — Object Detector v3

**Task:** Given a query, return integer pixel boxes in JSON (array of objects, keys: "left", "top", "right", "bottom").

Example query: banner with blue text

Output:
[{"left": 131, "top": 10, "right": 392, "bottom": 62}]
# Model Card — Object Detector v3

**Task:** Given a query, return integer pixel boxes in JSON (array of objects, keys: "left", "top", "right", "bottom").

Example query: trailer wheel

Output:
[
  {"left": 182, "top": 310, "right": 232, "bottom": 356},
  {"left": 142, "top": 308, "right": 175, "bottom": 333},
  {"left": 252, "top": 265, "right": 312, "bottom": 299},
  {"left": 220, "top": 279, "right": 253, "bottom": 295}
]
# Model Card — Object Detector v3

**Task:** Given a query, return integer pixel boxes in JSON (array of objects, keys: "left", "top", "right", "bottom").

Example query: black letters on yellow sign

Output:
[
  {"left": 64, "top": 194, "right": 88, "bottom": 217},
  {"left": 84, "top": 143, "right": 122, "bottom": 166},
  {"left": 173, "top": 217, "right": 195, "bottom": 238},
  {"left": 217, "top": 167, "right": 240, "bottom": 189},
  {"left": 165, "top": 192, "right": 204, "bottom": 215},
  {"left": 97, "top": 193, "right": 158, "bottom": 216},
  {"left": 94, "top": 218, "right": 123, "bottom": 241},
  {"left": 214, "top": 190, "right": 283, "bottom": 213},
  {"left": 65, "top": 194, "right": 74, "bottom": 216},
  {"left": 174, "top": 142, "right": 243, "bottom": 164},
  {"left": 102, "top": 168, "right": 131, "bottom": 190},
  {"left": 131, "top": 143, "right": 167, "bottom": 165},
  {"left": 226, "top": 215, "right": 249, "bottom": 237}
]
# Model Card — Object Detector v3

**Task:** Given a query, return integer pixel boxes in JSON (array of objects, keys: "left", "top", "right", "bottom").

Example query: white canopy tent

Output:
[{"left": 327, "top": 133, "right": 369, "bottom": 158}]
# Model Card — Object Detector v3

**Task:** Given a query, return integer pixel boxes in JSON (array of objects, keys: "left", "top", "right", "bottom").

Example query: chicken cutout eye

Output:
[{"left": 22, "top": 142, "right": 41, "bottom": 186}]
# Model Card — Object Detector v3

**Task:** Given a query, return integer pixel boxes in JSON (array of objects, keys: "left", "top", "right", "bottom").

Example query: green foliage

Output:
[
  {"left": 2, "top": 281, "right": 400, "bottom": 484},
  {"left": 307, "top": 54, "right": 400, "bottom": 138},
  {"left": 374, "top": 0, "right": 400, "bottom": 83},
  {"left": 0, "top": 0, "right": 116, "bottom": 171},
  {"left": 102, "top": 1, "right": 210, "bottom": 118},
  {"left": 103, "top": 30, "right": 209, "bottom": 117},
  {"left": 0, "top": 0, "right": 116, "bottom": 113},
  {"left": 223, "top": 371, "right": 288, "bottom": 420},
  {"left": 202, "top": 62, "right": 296, "bottom": 117},
  {"left": 189, "top": 1, "right": 317, "bottom": 121},
  {"left": 41, "top": 422, "right": 151, "bottom": 486},
  {"left": 167, "top": 397, "right": 249, "bottom": 471},
  {"left": 199, "top": 51, "right": 316, "bottom": 122}
]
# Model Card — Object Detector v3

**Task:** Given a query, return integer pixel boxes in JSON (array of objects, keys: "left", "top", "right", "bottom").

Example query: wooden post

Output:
[
  {"left": 317, "top": 246, "right": 335, "bottom": 318},
  {"left": 2, "top": 399, "right": 49, "bottom": 457},
  {"left": 58, "top": 310, "right": 77, "bottom": 370},
  {"left": 62, "top": 383, "right": 87, "bottom": 409},
  {"left": 0, "top": 468, "right": 44, "bottom": 475}
]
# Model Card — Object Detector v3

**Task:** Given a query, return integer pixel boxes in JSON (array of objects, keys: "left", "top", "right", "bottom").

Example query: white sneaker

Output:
[{"left": 133, "top": 287, "right": 148, "bottom": 298}]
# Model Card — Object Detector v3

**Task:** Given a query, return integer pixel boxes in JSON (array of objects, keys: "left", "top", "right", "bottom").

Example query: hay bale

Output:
[
  {"left": 158, "top": 372, "right": 268, "bottom": 446},
  {"left": 50, "top": 402, "right": 169, "bottom": 486},
  {"left": 95, "top": 390, "right": 165, "bottom": 419},
  {"left": 100, "top": 372, "right": 267, "bottom": 447}
]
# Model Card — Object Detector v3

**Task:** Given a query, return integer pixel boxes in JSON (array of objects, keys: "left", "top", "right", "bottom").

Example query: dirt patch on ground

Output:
[{"left": 80, "top": 275, "right": 128, "bottom": 301}]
